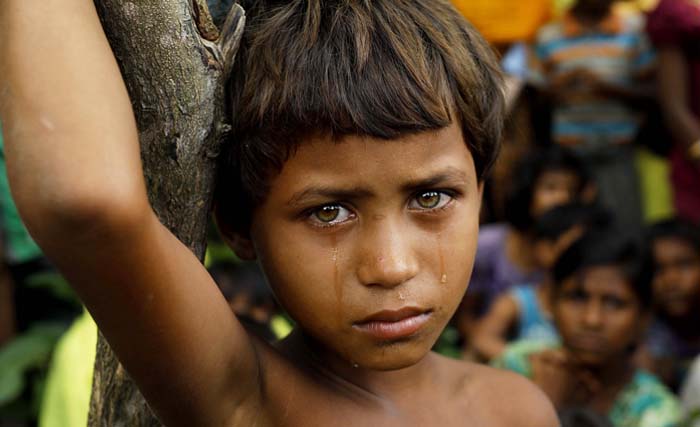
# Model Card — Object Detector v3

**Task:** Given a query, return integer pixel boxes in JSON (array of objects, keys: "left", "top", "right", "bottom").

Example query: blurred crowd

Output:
[{"left": 1, "top": 0, "right": 699, "bottom": 426}]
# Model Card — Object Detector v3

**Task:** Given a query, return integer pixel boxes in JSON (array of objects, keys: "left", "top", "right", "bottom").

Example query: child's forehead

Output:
[
  {"left": 275, "top": 123, "right": 475, "bottom": 185},
  {"left": 565, "top": 265, "right": 632, "bottom": 292},
  {"left": 653, "top": 236, "right": 698, "bottom": 254}
]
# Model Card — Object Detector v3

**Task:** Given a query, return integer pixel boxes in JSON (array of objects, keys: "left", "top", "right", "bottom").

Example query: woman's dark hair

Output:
[
  {"left": 504, "top": 146, "right": 592, "bottom": 232},
  {"left": 552, "top": 228, "right": 653, "bottom": 309}
]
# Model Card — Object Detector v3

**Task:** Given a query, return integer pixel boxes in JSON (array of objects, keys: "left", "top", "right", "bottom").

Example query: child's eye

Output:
[
  {"left": 603, "top": 296, "right": 628, "bottom": 310},
  {"left": 409, "top": 191, "right": 453, "bottom": 210},
  {"left": 309, "top": 204, "right": 353, "bottom": 226}
]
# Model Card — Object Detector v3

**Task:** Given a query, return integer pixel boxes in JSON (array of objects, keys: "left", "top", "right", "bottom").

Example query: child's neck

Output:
[
  {"left": 584, "top": 356, "right": 636, "bottom": 414},
  {"left": 277, "top": 329, "right": 442, "bottom": 400}
]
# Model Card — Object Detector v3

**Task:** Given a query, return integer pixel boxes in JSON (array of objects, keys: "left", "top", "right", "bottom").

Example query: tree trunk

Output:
[{"left": 87, "top": 1, "right": 244, "bottom": 425}]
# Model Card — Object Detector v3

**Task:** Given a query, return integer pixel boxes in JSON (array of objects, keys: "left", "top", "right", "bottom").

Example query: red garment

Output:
[{"left": 647, "top": 0, "right": 700, "bottom": 223}]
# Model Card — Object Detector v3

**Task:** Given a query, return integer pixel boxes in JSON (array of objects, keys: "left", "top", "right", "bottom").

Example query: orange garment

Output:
[{"left": 451, "top": 0, "right": 552, "bottom": 43}]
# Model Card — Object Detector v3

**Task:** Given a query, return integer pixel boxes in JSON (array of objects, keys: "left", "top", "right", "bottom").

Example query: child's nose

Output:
[
  {"left": 582, "top": 301, "right": 604, "bottom": 329},
  {"left": 355, "top": 219, "right": 419, "bottom": 289}
]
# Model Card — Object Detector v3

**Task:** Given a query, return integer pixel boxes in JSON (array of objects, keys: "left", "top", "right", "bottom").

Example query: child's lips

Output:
[
  {"left": 568, "top": 335, "right": 606, "bottom": 353},
  {"left": 353, "top": 307, "right": 433, "bottom": 340}
]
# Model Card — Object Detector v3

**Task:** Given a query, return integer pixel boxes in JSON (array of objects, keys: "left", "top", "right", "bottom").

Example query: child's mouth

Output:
[{"left": 353, "top": 308, "right": 433, "bottom": 341}]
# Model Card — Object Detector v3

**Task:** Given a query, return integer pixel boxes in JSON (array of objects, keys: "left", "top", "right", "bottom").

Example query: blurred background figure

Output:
[
  {"left": 494, "top": 228, "right": 682, "bottom": 427},
  {"left": 637, "top": 219, "right": 700, "bottom": 391},
  {"left": 458, "top": 146, "right": 595, "bottom": 355},
  {"left": 472, "top": 203, "right": 610, "bottom": 362},
  {"left": 208, "top": 261, "right": 280, "bottom": 342},
  {"left": 647, "top": 0, "right": 700, "bottom": 225},
  {"left": 532, "top": 0, "right": 655, "bottom": 234}
]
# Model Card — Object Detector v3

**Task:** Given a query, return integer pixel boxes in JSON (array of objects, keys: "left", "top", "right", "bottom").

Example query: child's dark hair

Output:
[
  {"left": 646, "top": 218, "right": 700, "bottom": 255},
  {"left": 504, "top": 146, "right": 592, "bottom": 233},
  {"left": 214, "top": 0, "right": 505, "bottom": 234},
  {"left": 552, "top": 228, "right": 653, "bottom": 309},
  {"left": 533, "top": 203, "right": 611, "bottom": 242}
]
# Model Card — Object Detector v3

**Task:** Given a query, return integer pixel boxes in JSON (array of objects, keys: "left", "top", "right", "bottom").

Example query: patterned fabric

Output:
[
  {"left": 610, "top": 371, "right": 683, "bottom": 427},
  {"left": 510, "top": 285, "right": 559, "bottom": 343},
  {"left": 495, "top": 340, "right": 683, "bottom": 427},
  {"left": 534, "top": 11, "right": 655, "bottom": 148}
]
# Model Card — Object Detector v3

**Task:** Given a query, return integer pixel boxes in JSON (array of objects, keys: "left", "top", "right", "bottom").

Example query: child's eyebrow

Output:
[
  {"left": 286, "top": 186, "right": 374, "bottom": 207},
  {"left": 286, "top": 167, "right": 470, "bottom": 207},
  {"left": 399, "top": 167, "right": 470, "bottom": 193}
]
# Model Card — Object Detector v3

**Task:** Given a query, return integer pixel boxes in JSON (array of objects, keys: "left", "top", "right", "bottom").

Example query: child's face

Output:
[
  {"left": 652, "top": 238, "right": 700, "bottom": 318},
  {"left": 247, "top": 123, "right": 481, "bottom": 370},
  {"left": 554, "top": 266, "right": 644, "bottom": 366},
  {"left": 530, "top": 170, "right": 580, "bottom": 219}
]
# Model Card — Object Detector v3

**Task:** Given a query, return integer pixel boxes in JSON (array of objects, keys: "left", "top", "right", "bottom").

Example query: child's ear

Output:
[
  {"left": 213, "top": 208, "right": 257, "bottom": 260},
  {"left": 223, "top": 231, "right": 257, "bottom": 261}
]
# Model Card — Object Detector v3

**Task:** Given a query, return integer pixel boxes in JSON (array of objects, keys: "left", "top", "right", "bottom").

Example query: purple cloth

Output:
[
  {"left": 647, "top": 0, "right": 700, "bottom": 224},
  {"left": 469, "top": 224, "right": 544, "bottom": 305}
]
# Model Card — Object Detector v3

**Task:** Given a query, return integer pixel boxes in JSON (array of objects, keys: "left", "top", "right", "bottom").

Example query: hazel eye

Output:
[
  {"left": 409, "top": 191, "right": 451, "bottom": 210},
  {"left": 310, "top": 204, "right": 353, "bottom": 226}
]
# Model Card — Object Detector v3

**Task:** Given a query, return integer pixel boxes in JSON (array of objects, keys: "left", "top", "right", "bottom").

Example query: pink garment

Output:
[{"left": 647, "top": 0, "right": 700, "bottom": 223}]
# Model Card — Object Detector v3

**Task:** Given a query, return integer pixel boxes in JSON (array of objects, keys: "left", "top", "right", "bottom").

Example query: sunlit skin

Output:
[
  {"left": 530, "top": 170, "right": 581, "bottom": 219},
  {"left": 248, "top": 123, "right": 480, "bottom": 378},
  {"left": 554, "top": 266, "right": 647, "bottom": 367},
  {"left": 652, "top": 238, "right": 700, "bottom": 319}
]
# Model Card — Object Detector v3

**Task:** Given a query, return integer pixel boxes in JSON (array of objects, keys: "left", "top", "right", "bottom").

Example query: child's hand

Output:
[
  {"left": 549, "top": 68, "right": 607, "bottom": 101},
  {"left": 529, "top": 349, "right": 599, "bottom": 408}
]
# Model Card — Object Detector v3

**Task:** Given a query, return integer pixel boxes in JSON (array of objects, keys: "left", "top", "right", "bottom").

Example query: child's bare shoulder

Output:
[{"left": 439, "top": 356, "right": 559, "bottom": 427}]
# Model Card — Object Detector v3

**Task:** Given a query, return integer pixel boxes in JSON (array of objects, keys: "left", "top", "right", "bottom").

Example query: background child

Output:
[
  {"left": 638, "top": 219, "right": 700, "bottom": 391},
  {"left": 472, "top": 202, "right": 609, "bottom": 361},
  {"left": 460, "top": 146, "right": 595, "bottom": 349},
  {"left": 469, "top": 146, "right": 595, "bottom": 307},
  {"left": 208, "top": 261, "right": 278, "bottom": 342},
  {"left": 495, "top": 228, "right": 682, "bottom": 427}
]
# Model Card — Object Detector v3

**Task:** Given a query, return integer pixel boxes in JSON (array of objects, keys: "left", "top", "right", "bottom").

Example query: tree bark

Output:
[{"left": 88, "top": 1, "right": 244, "bottom": 425}]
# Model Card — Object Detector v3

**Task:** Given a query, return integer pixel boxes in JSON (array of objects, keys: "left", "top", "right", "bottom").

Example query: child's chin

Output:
[{"left": 356, "top": 345, "right": 430, "bottom": 371}]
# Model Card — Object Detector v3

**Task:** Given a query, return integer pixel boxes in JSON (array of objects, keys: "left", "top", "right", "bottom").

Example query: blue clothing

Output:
[{"left": 510, "top": 286, "right": 558, "bottom": 343}]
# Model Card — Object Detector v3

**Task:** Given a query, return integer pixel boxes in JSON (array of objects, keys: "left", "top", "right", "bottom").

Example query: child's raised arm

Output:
[{"left": 0, "top": 2, "right": 260, "bottom": 425}]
